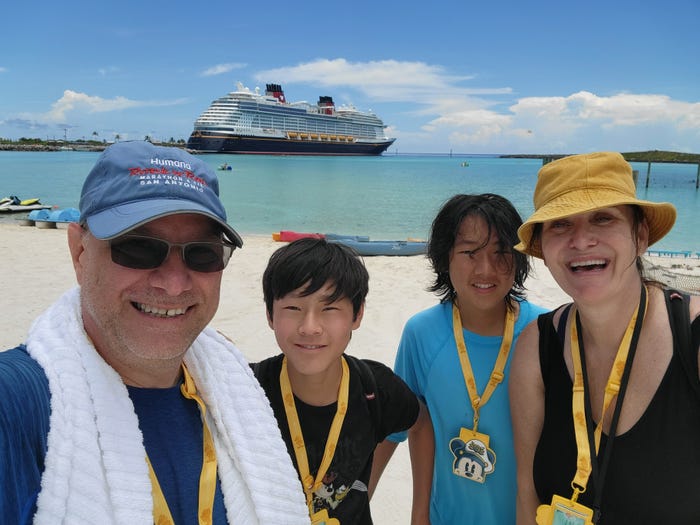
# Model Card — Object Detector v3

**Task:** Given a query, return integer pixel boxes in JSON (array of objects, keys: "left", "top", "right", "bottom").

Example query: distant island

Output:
[
  {"left": 500, "top": 150, "right": 700, "bottom": 164},
  {"left": 0, "top": 137, "right": 186, "bottom": 152}
]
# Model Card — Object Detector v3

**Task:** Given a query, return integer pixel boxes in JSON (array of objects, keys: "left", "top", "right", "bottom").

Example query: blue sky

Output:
[{"left": 1, "top": 0, "right": 698, "bottom": 154}]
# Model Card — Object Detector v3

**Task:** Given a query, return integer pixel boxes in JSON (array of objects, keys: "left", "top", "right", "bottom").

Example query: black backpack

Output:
[
  {"left": 664, "top": 289, "right": 700, "bottom": 401},
  {"left": 344, "top": 355, "right": 384, "bottom": 443}
]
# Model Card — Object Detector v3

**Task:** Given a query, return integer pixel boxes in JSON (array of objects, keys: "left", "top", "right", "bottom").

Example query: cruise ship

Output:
[{"left": 186, "top": 83, "right": 396, "bottom": 155}]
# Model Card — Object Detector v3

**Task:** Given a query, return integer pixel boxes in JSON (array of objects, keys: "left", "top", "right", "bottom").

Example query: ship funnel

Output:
[
  {"left": 265, "top": 83, "right": 286, "bottom": 103},
  {"left": 318, "top": 96, "right": 335, "bottom": 115}
]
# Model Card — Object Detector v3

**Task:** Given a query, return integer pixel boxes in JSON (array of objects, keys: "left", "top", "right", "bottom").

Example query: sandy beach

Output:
[{"left": 2, "top": 222, "right": 698, "bottom": 523}]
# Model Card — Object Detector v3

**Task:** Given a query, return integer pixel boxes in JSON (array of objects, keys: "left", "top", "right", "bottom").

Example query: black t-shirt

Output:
[
  {"left": 533, "top": 306, "right": 700, "bottom": 524},
  {"left": 253, "top": 354, "right": 420, "bottom": 524}
]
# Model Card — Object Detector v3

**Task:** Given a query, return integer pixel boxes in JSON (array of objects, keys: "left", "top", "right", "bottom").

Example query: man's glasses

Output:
[{"left": 109, "top": 234, "right": 236, "bottom": 273}]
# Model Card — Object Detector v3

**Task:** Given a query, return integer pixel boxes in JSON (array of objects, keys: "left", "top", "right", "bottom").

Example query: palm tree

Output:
[{"left": 114, "top": 133, "right": 121, "bottom": 142}]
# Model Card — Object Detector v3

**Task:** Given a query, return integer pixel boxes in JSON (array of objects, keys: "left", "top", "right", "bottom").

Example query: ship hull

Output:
[{"left": 187, "top": 133, "right": 395, "bottom": 156}]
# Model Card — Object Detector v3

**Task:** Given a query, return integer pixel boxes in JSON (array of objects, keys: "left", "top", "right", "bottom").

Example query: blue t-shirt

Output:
[
  {"left": 0, "top": 346, "right": 228, "bottom": 524},
  {"left": 0, "top": 346, "right": 50, "bottom": 524},
  {"left": 389, "top": 300, "right": 547, "bottom": 525}
]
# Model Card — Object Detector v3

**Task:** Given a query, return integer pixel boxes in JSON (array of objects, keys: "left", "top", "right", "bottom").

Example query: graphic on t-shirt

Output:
[
  {"left": 312, "top": 471, "right": 368, "bottom": 511},
  {"left": 449, "top": 434, "right": 495, "bottom": 483}
]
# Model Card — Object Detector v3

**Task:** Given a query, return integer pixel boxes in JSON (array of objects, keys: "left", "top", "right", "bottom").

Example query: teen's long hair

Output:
[{"left": 427, "top": 193, "right": 530, "bottom": 307}]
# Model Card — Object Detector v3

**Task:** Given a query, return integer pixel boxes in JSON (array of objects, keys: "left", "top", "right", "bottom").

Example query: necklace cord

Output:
[{"left": 571, "top": 285, "right": 647, "bottom": 521}]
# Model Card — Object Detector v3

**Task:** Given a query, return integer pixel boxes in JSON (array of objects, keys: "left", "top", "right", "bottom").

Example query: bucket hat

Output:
[
  {"left": 515, "top": 151, "right": 676, "bottom": 258},
  {"left": 79, "top": 141, "right": 242, "bottom": 246}
]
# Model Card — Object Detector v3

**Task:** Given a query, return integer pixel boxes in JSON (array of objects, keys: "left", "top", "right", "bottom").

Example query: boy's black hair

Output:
[
  {"left": 427, "top": 193, "right": 531, "bottom": 306},
  {"left": 263, "top": 237, "right": 369, "bottom": 320}
]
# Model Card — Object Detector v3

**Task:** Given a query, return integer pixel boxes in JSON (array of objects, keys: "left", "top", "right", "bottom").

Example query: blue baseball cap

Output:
[{"left": 79, "top": 141, "right": 242, "bottom": 247}]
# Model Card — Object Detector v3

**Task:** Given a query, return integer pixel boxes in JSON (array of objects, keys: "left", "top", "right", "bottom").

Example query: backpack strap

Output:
[
  {"left": 344, "top": 355, "right": 383, "bottom": 443},
  {"left": 664, "top": 289, "right": 700, "bottom": 401}
]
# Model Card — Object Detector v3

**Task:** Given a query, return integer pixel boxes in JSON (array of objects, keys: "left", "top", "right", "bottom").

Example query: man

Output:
[{"left": 0, "top": 141, "right": 309, "bottom": 524}]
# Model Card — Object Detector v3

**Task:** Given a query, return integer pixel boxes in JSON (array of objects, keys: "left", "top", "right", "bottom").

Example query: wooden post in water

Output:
[
  {"left": 696, "top": 163, "right": 700, "bottom": 189},
  {"left": 646, "top": 162, "right": 652, "bottom": 188},
  {"left": 632, "top": 170, "right": 639, "bottom": 187}
]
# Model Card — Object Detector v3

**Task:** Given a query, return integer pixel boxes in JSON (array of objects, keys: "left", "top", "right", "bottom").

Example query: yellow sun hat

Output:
[{"left": 515, "top": 151, "right": 676, "bottom": 259}]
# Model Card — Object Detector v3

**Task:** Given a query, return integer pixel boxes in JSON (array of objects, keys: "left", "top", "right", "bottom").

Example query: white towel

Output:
[{"left": 26, "top": 286, "right": 309, "bottom": 524}]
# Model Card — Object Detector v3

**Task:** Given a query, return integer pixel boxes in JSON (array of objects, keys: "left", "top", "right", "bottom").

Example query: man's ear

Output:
[
  {"left": 67, "top": 223, "right": 87, "bottom": 284},
  {"left": 266, "top": 308, "right": 274, "bottom": 330}
]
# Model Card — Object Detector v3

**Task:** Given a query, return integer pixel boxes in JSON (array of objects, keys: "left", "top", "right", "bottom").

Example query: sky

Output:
[{"left": 1, "top": 0, "right": 698, "bottom": 154}]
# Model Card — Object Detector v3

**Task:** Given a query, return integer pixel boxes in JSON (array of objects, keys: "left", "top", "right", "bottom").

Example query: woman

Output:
[
  {"left": 510, "top": 152, "right": 700, "bottom": 524},
  {"left": 371, "top": 193, "right": 547, "bottom": 524}
]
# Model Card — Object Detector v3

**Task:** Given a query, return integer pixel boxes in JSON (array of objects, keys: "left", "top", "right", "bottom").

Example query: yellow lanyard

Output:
[
  {"left": 280, "top": 355, "right": 349, "bottom": 515},
  {"left": 568, "top": 286, "right": 647, "bottom": 501},
  {"left": 452, "top": 302, "right": 515, "bottom": 432},
  {"left": 146, "top": 365, "right": 218, "bottom": 525}
]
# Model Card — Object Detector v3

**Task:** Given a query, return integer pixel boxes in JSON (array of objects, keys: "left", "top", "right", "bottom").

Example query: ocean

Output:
[{"left": 1, "top": 150, "right": 698, "bottom": 252}]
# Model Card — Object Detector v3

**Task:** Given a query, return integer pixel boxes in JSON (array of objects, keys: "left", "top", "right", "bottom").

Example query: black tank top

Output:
[{"left": 533, "top": 299, "right": 700, "bottom": 524}]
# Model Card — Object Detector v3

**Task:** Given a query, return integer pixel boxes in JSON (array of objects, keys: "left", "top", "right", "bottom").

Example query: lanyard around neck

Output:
[
  {"left": 146, "top": 365, "right": 218, "bottom": 525},
  {"left": 452, "top": 302, "right": 516, "bottom": 432},
  {"left": 280, "top": 355, "right": 350, "bottom": 512},
  {"left": 568, "top": 285, "right": 647, "bottom": 501}
]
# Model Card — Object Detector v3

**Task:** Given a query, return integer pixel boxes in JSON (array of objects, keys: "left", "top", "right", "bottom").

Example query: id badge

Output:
[
  {"left": 448, "top": 427, "right": 496, "bottom": 483},
  {"left": 310, "top": 509, "right": 340, "bottom": 525},
  {"left": 536, "top": 495, "right": 594, "bottom": 525}
]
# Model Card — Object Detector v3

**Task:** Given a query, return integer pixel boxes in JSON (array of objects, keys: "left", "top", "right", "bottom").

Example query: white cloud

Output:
[
  {"left": 98, "top": 66, "right": 120, "bottom": 77},
  {"left": 256, "top": 58, "right": 508, "bottom": 103},
  {"left": 43, "top": 90, "right": 187, "bottom": 122},
  {"left": 201, "top": 63, "right": 246, "bottom": 77},
  {"left": 511, "top": 91, "right": 700, "bottom": 128},
  {"left": 0, "top": 67, "right": 7, "bottom": 73}
]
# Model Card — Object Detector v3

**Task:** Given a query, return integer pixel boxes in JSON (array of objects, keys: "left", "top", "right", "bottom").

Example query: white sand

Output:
[{"left": 3, "top": 223, "right": 694, "bottom": 523}]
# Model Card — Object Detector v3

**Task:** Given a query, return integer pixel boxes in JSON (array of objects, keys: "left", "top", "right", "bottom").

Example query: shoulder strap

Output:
[
  {"left": 664, "top": 289, "right": 700, "bottom": 402},
  {"left": 537, "top": 306, "right": 568, "bottom": 382},
  {"left": 344, "top": 355, "right": 383, "bottom": 442}
]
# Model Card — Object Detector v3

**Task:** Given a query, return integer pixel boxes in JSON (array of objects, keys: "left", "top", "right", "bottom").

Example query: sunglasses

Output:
[{"left": 109, "top": 234, "right": 236, "bottom": 273}]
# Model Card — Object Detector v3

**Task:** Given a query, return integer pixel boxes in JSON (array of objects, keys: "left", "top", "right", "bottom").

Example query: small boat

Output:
[
  {"left": 50, "top": 207, "right": 80, "bottom": 226},
  {"left": 218, "top": 163, "right": 233, "bottom": 171},
  {"left": 27, "top": 207, "right": 81, "bottom": 229},
  {"left": 18, "top": 208, "right": 52, "bottom": 226},
  {"left": 325, "top": 233, "right": 371, "bottom": 242},
  {"left": 272, "top": 230, "right": 325, "bottom": 242},
  {"left": 272, "top": 231, "right": 371, "bottom": 243},
  {"left": 0, "top": 196, "right": 52, "bottom": 213},
  {"left": 329, "top": 238, "right": 427, "bottom": 256}
]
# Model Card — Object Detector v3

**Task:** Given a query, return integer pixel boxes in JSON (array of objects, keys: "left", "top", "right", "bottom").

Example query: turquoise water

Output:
[{"left": 1, "top": 151, "right": 698, "bottom": 251}]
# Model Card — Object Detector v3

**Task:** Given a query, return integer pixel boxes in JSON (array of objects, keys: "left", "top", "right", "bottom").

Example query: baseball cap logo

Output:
[
  {"left": 150, "top": 156, "right": 192, "bottom": 171},
  {"left": 129, "top": 165, "right": 208, "bottom": 190}
]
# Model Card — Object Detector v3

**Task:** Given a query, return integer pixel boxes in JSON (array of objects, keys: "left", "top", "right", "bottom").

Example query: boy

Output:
[{"left": 253, "top": 238, "right": 432, "bottom": 524}]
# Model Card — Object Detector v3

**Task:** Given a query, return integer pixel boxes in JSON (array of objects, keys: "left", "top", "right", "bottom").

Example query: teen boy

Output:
[{"left": 252, "top": 238, "right": 433, "bottom": 524}]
